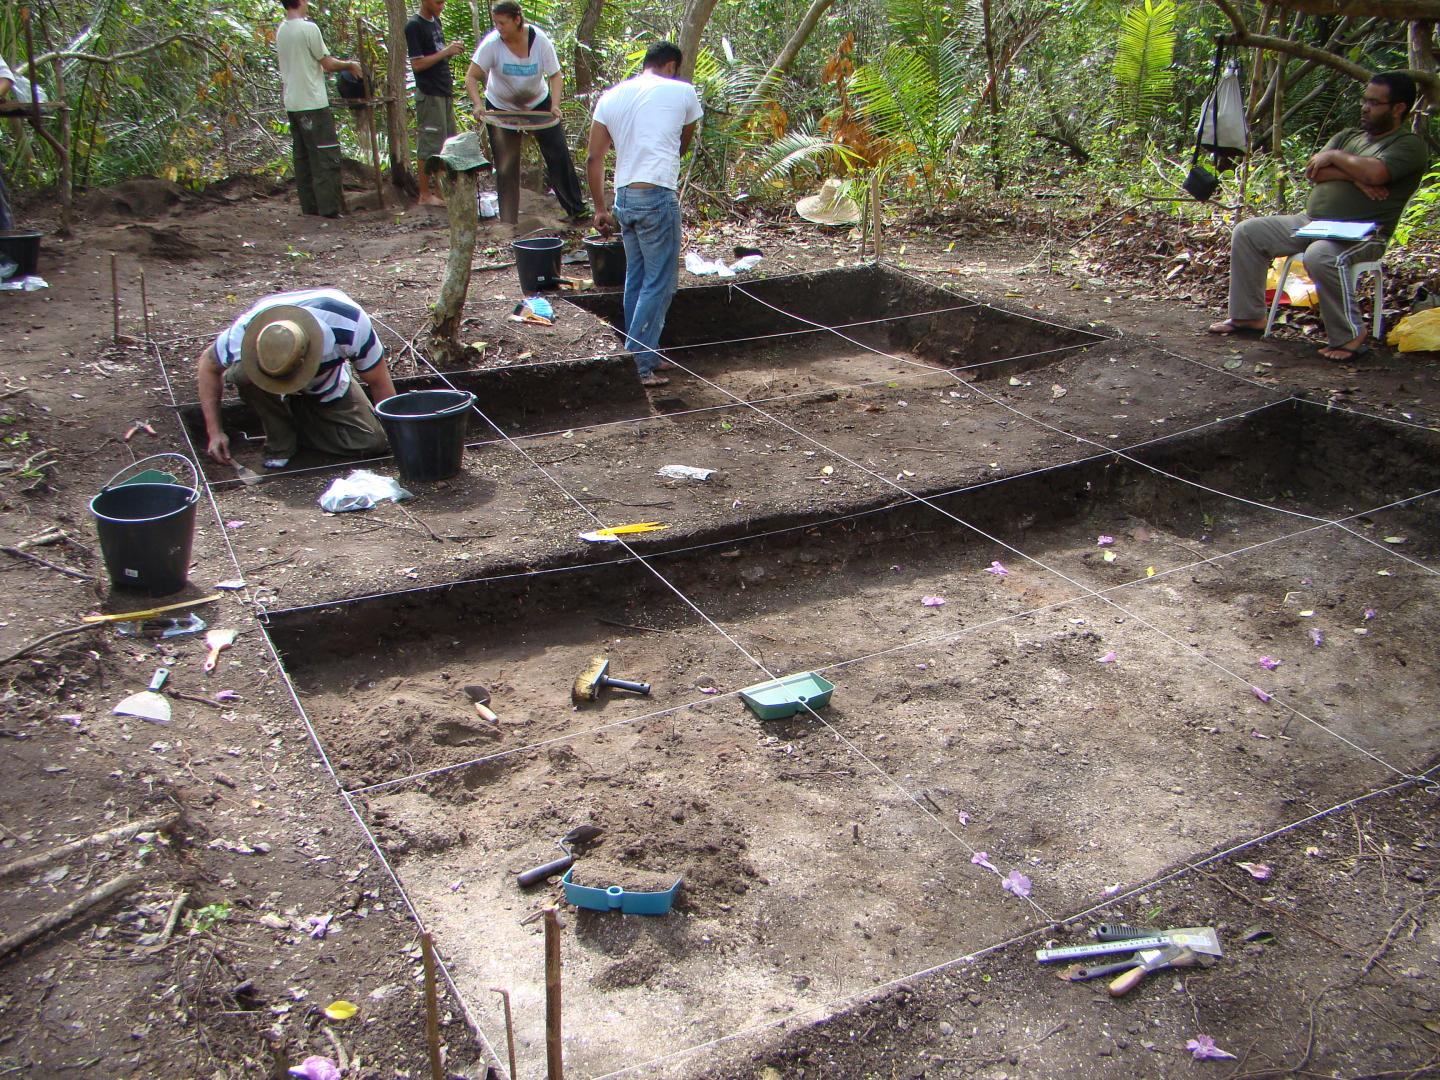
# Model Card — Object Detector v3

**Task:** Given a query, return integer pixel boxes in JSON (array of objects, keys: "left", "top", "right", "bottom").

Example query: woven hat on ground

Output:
[{"left": 795, "top": 178, "right": 861, "bottom": 225}]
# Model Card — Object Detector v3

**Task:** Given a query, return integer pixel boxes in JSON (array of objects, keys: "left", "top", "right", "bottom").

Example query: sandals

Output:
[
  {"left": 1207, "top": 319, "right": 1265, "bottom": 336},
  {"left": 639, "top": 374, "right": 670, "bottom": 387},
  {"left": 1317, "top": 343, "right": 1372, "bottom": 361}
]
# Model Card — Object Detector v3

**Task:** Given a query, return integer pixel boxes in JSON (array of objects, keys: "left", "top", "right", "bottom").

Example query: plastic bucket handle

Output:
[{"left": 103, "top": 453, "right": 200, "bottom": 499}]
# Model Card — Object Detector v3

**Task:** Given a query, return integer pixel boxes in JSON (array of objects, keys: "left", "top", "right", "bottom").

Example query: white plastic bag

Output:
[
  {"left": 1196, "top": 62, "right": 1248, "bottom": 152},
  {"left": 319, "top": 469, "right": 413, "bottom": 512}
]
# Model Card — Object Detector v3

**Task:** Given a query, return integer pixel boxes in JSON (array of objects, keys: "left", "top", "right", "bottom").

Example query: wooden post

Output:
[
  {"left": 139, "top": 270, "right": 150, "bottom": 342},
  {"left": 419, "top": 932, "right": 445, "bottom": 1080},
  {"left": 544, "top": 907, "right": 563, "bottom": 1080},
  {"left": 110, "top": 254, "right": 121, "bottom": 343},
  {"left": 31, "top": 8, "right": 73, "bottom": 235},
  {"left": 357, "top": 18, "right": 386, "bottom": 210},
  {"left": 870, "top": 172, "right": 883, "bottom": 261},
  {"left": 430, "top": 163, "right": 479, "bottom": 363}
]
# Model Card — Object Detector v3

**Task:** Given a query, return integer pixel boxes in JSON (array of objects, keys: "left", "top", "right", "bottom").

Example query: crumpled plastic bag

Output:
[
  {"left": 0, "top": 275, "right": 49, "bottom": 292},
  {"left": 1387, "top": 307, "right": 1440, "bottom": 353},
  {"left": 1267, "top": 256, "right": 1316, "bottom": 308},
  {"left": 684, "top": 252, "right": 763, "bottom": 278},
  {"left": 319, "top": 469, "right": 413, "bottom": 512}
]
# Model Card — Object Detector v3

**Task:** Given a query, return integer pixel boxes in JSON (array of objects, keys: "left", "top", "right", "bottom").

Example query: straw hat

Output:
[
  {"left": 240, "top": 305, "right": 325, "bottom": 395},
  {"left": 795, "top": 178, "right": 861, "bottom": 225}
]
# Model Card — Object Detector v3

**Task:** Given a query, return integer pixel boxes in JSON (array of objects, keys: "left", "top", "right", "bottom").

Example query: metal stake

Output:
[
  {"left": 544, "top": 907, "right": 563, "bottom": 1080},
  {"left": 491, "top": 987, "right": 518, "bottom": 1080}
]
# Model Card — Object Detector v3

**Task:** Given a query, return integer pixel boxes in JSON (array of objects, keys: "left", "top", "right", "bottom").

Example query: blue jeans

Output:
[{"left": 615, "top": 185, "right": 681, "bottom": 376}]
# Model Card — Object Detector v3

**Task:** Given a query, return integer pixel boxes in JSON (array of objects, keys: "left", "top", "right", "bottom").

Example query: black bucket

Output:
[
  {"left": 0, "top": 232, "right": 41, "bottom": 278},
  {"left": 512, "top": 236, "right": 564, "bottom": 292},
  {"left": 583, "top": 233, "right": 626, "bottom": 288},
  {"left": 90, "top": 455, "right": 199, "bottom": 596},
  {"left": 375, "top": 389, "right": 476, "bottom": 483}
]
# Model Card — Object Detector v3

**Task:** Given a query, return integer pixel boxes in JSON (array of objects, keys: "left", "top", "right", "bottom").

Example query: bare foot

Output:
[
  {"left": 1207, "top": 319, "right": 1266, "bottom": 336},
  {"left": 1317, "top": 336, "right": 1370, "bottom": 361}
]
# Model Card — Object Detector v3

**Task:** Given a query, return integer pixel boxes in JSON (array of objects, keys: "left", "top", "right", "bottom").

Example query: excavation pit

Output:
[{"left": 262, "top": 398, "right": 1439, "bottom": 1078}]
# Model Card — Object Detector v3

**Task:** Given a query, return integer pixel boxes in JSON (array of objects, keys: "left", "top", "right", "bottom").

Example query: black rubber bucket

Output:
[
  {"left": 0, "top": 231, "right": 41, "bottom": 278},
  {"left": 375, "top": 389, "right": 475, "bottom": 483},
  {"left": 90, "top": 455, "right": 199, "bottom": 595},
  {"left": 512, "top": 236, "right": 564, "bottom": 292},
  {"left": 583, "top": 233, "right": 626, "bottom": 288}
]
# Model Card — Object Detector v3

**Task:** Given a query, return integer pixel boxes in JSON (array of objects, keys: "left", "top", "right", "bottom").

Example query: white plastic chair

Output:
[{"left": 1264, "top": 254, "right": 1385, "bottom": 338}]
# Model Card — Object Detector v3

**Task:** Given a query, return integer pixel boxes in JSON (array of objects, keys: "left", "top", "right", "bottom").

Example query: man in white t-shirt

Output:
[
  {"left": 275, "top": 0, "right": 362, "bottom": 218},
  {"left": 464, "top": 0, "right": 587, "bottom": 225},
  {"left": 586, "top": 41, "right": 703, "bottom": 387}
]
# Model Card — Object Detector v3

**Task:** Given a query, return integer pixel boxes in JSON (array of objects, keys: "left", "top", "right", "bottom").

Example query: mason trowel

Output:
[{"left": 113, "top": 668, "right": 172, "bottom": 724}]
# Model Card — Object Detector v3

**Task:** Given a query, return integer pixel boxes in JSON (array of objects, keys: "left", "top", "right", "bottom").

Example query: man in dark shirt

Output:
[
  {"left": 1208, "top": 72, "right": 1428, "bottom": 360},
  {"left": 406, "top": 0, "right": 464, "bottom": 207}
]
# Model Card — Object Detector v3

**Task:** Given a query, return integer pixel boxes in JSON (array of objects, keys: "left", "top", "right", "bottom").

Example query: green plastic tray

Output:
[{"left": 740, "top": 672, "right": 835, "bottom": 720}]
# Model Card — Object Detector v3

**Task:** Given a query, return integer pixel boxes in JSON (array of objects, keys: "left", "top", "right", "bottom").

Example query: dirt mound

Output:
[
  {"left": 110, "top": 223, "right": 213, "bottom": 261},
  {"left": 80, "top": 177, "right": 194, "bottom": 221},
  {"left": 204, "top": 174, "right": 287, "bottom": 202}
]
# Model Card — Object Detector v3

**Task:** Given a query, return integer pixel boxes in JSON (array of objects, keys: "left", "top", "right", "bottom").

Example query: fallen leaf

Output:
[
  {"left": 1144, "top": 566, "right": 1156, "bottom": 577},
  {"left": 1102, "top": 550, "right": 1117, "bottom": 563},
  {"left": 322, "top": 999, "right": 358, "bottom": 1021},
  {"left": 1298, "top": 609, "right": 1314, "bottom": 617},
  {"left": 1383, "top": 536, "right": 1406, "bottom": 544},
  {"left": 1237, "top": 861, "right": 1272, "bottom": 880},
  {"left": 1050, "top": 384, "right": 1067, "bottom": 400}
]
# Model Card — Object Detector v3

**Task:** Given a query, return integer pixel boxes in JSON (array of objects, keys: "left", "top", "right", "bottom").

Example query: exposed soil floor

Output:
[{"left": 0, "top": 176, "right": 1438, "bottom": 1080}]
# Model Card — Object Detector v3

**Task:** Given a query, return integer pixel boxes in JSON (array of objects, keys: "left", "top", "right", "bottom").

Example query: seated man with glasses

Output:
[{"left": 1207, "top": 71, "right": 1428, "bottom": 361}]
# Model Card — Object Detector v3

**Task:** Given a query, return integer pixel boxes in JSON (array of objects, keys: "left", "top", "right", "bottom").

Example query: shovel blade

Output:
[{"left": 114, "top": 691, "right": 171, "bottom": 724}]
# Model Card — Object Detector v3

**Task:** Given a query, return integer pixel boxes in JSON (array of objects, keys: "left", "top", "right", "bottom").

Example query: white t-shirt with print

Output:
[
  {"left": 471, "top": 27, "right": 560, "bottom": 120},
  {"left": 593, "top": 72, "right": 703, "bottom": 191}
]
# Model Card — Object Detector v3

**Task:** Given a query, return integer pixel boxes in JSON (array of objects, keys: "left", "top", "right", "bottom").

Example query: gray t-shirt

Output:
[
  {"left": 1306, "top": 128, "right": 1429, "bottom": 234},
  {"left": 276, "top": 18, "right": 329, "bottom": 113}
]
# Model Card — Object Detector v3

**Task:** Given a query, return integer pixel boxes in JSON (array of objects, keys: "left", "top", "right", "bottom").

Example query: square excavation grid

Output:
[{"left": 254, "top": 298, "right": 1440, "bottom": 1080}]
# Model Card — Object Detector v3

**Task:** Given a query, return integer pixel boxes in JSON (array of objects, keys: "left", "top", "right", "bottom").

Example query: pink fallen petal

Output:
[
  {"left": 1299, "top": 577, "right": 1312, "bottom": 586},
  {"left": 700, "top": 686, "right": 719, "bottom": 695},
  {"left": 1186, "top": 1035, "right": 1236, "bottom": 1061},
  {"left": 1098, "top": 651, "right": 1116, "bottom": 663},
  {"left": 1309, "top": 628, "right": 1324, "bottom": 647},
  {"left": 971, "top": 851, "right": 997, "bottom": 873},
  {"left": 921, "top": 595, "right": 946, "bottom": 607},
  {"left": 307, "top": 913, "right": 333, "bottom": 939},
  {"left": 1258, "top": 656, "right": 1280, "bottom": 670},
  {"left": 1251, "top": 730, "right": 1271, "bottom": 740},
  {"left": 1101, "top": 883, "right": 1122, "bottom": 897},
  {"left": 214, "top": 690, "right": 240, "bottom": 702},
  {"left": 289, "top": 1058, "right": 342, "bottom": 1080},
  {"left": 1251, "top": 686, "right": 1271, "bottom": 703},
  {"left": 225, "top": 520, "right": 247, "bottom": 530},
  {"left": 1363, "top": 608, "right": 1377, "bottom": 620},
  {"left": 985, "top": 561, "right": 1009, "bottom": 577},
  {"left": 1096, "top": 535, "right": 1115, "bottom": 546},
  {"left": 956, "top": 810, "right": 971, "bottom": 825},
  {"left": 1237, "top": 861, "right": 1272, "bottom": 880},
  {"left": 1001, "top": 870, "right": 1032, "bottom": 898}
]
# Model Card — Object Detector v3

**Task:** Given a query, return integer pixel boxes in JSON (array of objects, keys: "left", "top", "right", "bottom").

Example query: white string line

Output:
[
  {"left": 767, "top": 287, "right": 1440, "bottom": 579},
  {"left": 262, "top": 395, "right": 1298, "bottom": 620},
  {"left": 587, "top": 769, "right": 1427, "bottom": 1080},
  {"left": 886, "top": 262, "right": 1280, "bottom": 394},
  {"left": 367, "top": 320, "right": 1058, "bottom": 924},
  {"left": 667, "top": 288, "right": 1423, "bottom": 779},
  {"left": 1292, "top": 392, "right": 1440, "bottom": 435},
  {"left": 146, "top": 341, "right": 499, "bottom": 1071},
  {"left": 346, "top": 480, "right": 1439, "bottom": 804}
]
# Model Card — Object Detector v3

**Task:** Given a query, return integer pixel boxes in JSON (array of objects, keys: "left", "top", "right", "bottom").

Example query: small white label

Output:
[{"left": 124, "top": 568, "right": 139, "bottom": 578}]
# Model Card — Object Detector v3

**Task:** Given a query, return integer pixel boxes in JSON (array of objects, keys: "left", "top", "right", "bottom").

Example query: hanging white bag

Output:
[{"left": 1196, "top": 61, "right": 1248, "bottom": 153}]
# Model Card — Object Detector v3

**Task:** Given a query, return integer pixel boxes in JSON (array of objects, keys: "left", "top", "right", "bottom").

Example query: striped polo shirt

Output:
[{"left": 215, "top": 288, "right": 384, "bottom": 402}]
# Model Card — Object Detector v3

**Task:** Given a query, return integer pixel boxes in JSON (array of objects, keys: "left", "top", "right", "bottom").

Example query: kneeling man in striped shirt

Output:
[{"left": 198, "top": 288, "right": 398, "bottom": 470}]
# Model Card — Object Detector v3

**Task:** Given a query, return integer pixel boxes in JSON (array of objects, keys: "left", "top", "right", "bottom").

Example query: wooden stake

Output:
[
  {"left": 544, "top": 907, "right": 563, "bottom": 1080},
  {"left": 491, "top": 987, "right": 518, "bottom": 1080},
  {"left": 870, "top": 172, "right": 883, "bottom": 261},
  {"left": 110, "top": 253, "right": 120, "bottom": 343},
  {"left": 140, "top": 270, "right": 150, "bottom": 342},
  {"left": 419, "top": 932, "right": 445, "bottom": 1080}
]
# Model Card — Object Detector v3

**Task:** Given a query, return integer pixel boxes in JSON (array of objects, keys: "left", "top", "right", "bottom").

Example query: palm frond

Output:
[{"left": 1112, "top": 0, "right": 1176, "bottom": 124}]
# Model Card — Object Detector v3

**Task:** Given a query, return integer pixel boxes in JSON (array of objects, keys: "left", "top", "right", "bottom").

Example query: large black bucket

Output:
[
  {"left": 583, "top": 233, "right": 626, "bottom": 288},
  {"left": 0, "top": 232, "right": 41, "bottom": 278},
  {"left": 90, "top": 455, "right": 199, "bottom": 595},
  {"left": 375, "top": 389, "right": 475, "bottom": 483},
  {"left": 511, "top": 236, "right": 564, "bottom": 292}
]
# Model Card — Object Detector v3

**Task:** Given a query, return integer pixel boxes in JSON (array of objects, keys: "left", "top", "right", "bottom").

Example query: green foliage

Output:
[
  {"left": 1393, "top": 162, "right": 1440, "bottom": 247},
  {"left": 185, "top": 901, "right": 232, "bottom": 936},
  {"left": 1112, "top": 0, "right": 1176, "bottom": 125}
]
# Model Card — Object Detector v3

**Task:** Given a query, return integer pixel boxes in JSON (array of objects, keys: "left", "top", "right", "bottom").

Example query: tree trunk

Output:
[
  {"left": 1411, "top": 20, "right": 1436, "bottom": 121},
  {"left": 675, "top": 0, "right": 721, "bottom": 82},
  {"left": 430, "top": 166, "right": 479, "bottom": 364},
  {"left": 468, "top": 0, "right": 485, "bottom": 43},
  {"left": 732, "top": 0, "right": 837, "bottom": 125},
  {"left": 384, "top": 0, "right": 415, "bottom": 197},
  {"left": 573, "top": 0, "right": 606, "bottom": 96}
]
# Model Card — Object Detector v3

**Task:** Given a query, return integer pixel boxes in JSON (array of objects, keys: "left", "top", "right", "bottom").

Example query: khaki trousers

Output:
[
  {"left": 1228, "top": 213, "right": 1386, "bottom": 346},
  {"left": 225, "top": 364, "right": 388, "bottom": 460}
]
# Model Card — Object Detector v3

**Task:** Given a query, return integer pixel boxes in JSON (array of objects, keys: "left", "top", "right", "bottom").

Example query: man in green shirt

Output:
[
  {"left": 1207, "top": 72, "right": 1428, "bottom": 360},
  {"left": 276, "top": 0, "right": 363, "bottom": 218}
]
